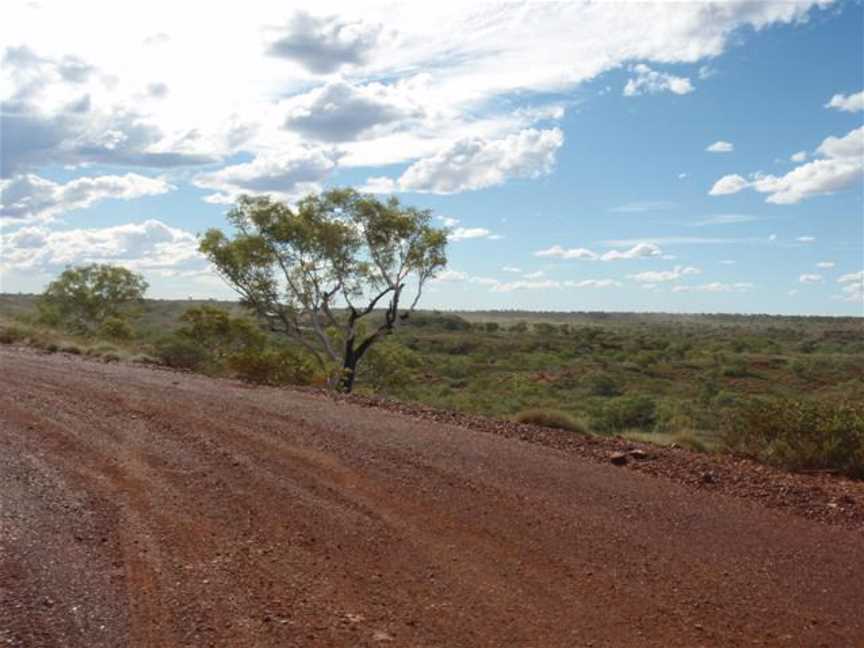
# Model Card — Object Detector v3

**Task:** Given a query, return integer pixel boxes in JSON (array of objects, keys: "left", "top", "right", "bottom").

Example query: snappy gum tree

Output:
[{"left": 199, "top": 188, "right": 448, "bottom": 392}]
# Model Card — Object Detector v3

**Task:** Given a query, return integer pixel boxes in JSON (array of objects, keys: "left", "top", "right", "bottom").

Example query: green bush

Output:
[
  {"left": 581, "top": 370, "right": 622, "bottom": 397},
  {"left": 514, "top": 408, "right": 588, "bottom": 434},
  {"left": 227, "top": 347, "right": 316, "bottom": 386},
  {"left": 593, "top": 395, "right": 657, "bottom": 433},
  {"left": 722, "top": 398, "right": 864, "bottom": 478},
  {"left": 98, "top": 316, "right": 135, "bottom": 340},
  {"left": 0, "top": 325, "right": 27, "bottom": 344},
  {"left": 154, "top": 335, "right": 209, "bottom": 370}
]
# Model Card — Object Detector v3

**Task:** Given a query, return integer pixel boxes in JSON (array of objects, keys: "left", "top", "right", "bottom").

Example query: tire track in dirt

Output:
[{"left": 2, "top": 347, "right": 863, "bottom": 647}]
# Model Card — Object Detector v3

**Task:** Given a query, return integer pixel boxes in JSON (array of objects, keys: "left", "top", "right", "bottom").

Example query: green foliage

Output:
[
  {"left": 154, "top": 335, "right": 210, "bottom": 370},
  {"left": 226, "top": 347, "right": 317, "bottom": 386},
  {"left": 39, "top": 264, "right": 148, "bottom": 334},
  {"left": 514, "top": 409, "right": 589, "bottom": 434},
  {"left": 356, "top": 340, "right": 420, "bottom": 393},
  {"left": 199, "top": 189, "right": 448, "bottom": 392},
  {"left": 593, "top": 395, "right": 658, "bottom": 433},
  {"left": 176, "top": 306, "right": 265, "bottom": 359},
  {"left": 581, "top": 370, "right": 622, "bottom": 396},
  {"left": 722, "top": 398, "right": 864, "bottom": 478},
  {"left": 98, "top": 316, "right": 135, "bottom": 340}
]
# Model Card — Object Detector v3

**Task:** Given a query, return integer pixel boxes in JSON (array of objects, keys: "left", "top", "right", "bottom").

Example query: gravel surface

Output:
[{"left": 2, "top": 347, "right": 863, "bottom": 647}]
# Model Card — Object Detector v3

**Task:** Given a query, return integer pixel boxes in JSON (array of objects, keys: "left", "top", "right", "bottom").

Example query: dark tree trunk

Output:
[{"left": 339, "top": 349, "right": 358, "bottom": 393}]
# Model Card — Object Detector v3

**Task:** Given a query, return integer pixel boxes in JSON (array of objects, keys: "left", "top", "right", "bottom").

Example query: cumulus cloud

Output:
[
  {"left": 1, "top": 173, "right": 173, "bottom": 223},
  {"left": 706, "top": 141, "right": 734, "bottom": 153},
  {"left": 708, "top": 174, "right": 749, "bottom": 195},
  {"left": 672, "top": 282, "right": 754, "bottom": 293},
  {"left": 536, "top": 242, "right": 663, "bottom": 262},
  {"left": 367, "top": 128, "right": 563, "bottom": 194},
  {"left": 799, "top": 273, "right": 823, "bottom": 284},
  {"left": 629, "top": 265, "right": 702, "bottom": 283},
  {"left": 825, "top": 90, "right": 864, "bottom": 112},
  {"left": 623, "top": 64, "right": 693, "bottom": 96},
  {"left": 836, "top": 271, "right": 864, "bottom": 302},
  {"left": 708, "top": 126, "right": 863, "bottom": 204},
  {"left": 192, "top": 148, "right": 339, "bottom": 204},
  {"left": 266, "top": 12, "right": 384, "bottom": 74},
  {"left": 816, "top": 261, "right": 835, "bottom": 268},
  {"left": 790, "top": 150, "right": 807, "bottom": 162},
  {"left": 796, "top": 236, "right": 815, "bottom": 243},
  {"left": 1, "top": 46, "right": 215, "bottom": 178},
  {"left": 281, "top": 80, "right": 423, "bottom": 142},
  {"left": 0, "top": 219, "right": 203, "bottom": 275}
]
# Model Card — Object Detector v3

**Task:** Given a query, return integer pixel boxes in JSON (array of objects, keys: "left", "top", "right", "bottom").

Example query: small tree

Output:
[
  {"left": 199, "top": 189, "right": 448, "bottom": 392},
  {"left": 39, "top": 264, "right": 148, "bottom": 333}
]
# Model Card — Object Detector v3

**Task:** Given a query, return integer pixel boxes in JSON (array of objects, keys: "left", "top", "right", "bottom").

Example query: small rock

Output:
[
  {"left": 700, "top": 472, "right": 717, "bottom": 484},
  {"left": 610, "top": 452, "right": 628, "bottom": 466},
  {"left": 372, "top": 630, "right": 394, "bottom": 642},
  {"left": 628, "top": 449, "right": 651, "bottom": 461}
]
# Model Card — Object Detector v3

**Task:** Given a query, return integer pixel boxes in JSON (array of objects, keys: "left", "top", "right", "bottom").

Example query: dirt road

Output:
[{"left": 1, "top": 348, "right": 862, "bottom": 647}]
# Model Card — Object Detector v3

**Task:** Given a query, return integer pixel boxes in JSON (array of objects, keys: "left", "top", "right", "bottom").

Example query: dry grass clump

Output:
[{"left": 514, "top": 408, "right": 589, "bottom": 434}]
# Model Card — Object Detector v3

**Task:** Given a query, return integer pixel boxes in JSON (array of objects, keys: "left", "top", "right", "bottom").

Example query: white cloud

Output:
[
  {"left": 535, "top": 241, "right": 663, "bottom": 262},
  {"left": 265, "top": 11, "right": 384, "bottom": 74},
  {"left": 451, "top": 227, "right": 493, "bottom": 242},
  {"left": 523, "top": 270, "right": 545, "bottom": 279},
  {"left": 623, "top": 64, "right": 693, "bottom": 97},
  {"left": 435, "top": 215, "right": 495, "bottom": 241},
  {"left": 600, "top": 242, "right": 664, "bottom": 261},
  {"left": 432, "top": 269, "right": 467, "bottom": 282},
  {"left": 563, "top": 279, "right": 622, "bottom": 288},
  {"left": 799, "top": 273, "right": 823, "bottom": 284},
  {"left": 720, "top": 259, "right": 736, "bottom": 265},
  {"left": 790, "top": 150, "right": 807, "bottom": 162},
  {"left": 1, "top": 1, "right": 834, "bottom": 184},
  {"left": 708, "top": 126, "right": 863, "bottom": 204},
  {"left": 629, "top": 265, "right": 702, "bottom": 283},
  {"left": 672, "top": 282, "right": 754, "bottom": 293},
  {"left": 369, "top": 128, "right": 563, "bottom": 194},
  {"left": 491, "top": 279, "right": 560, "bottom": 293},
  {"left": 689, "top": 213, "right": 758, "bottom": 226},
  {"left": 678, "top": 172, "right": 688, "bottom": 179},
  {"left": 192, "top": 148, "right": 339, "bottom": 204},
  {"left": 816, "top": 261, "right": 835, "bottom": 268},
  {"left": 501, "top": 266, "right": 522, "bottom": 273},
  {"left": 280, "top": 79, "right": 423, "bottom": 142},
  {"left": 825, "top": 90, "right": 864, "bottom": 113},
  {"left": 709, "top": 174, "right": 749, "bottom": 195},
  {"left": 706, "top": 141, "right": 734, "bottom": 153},
  {"left": 769, "top": 234, "right": 778, "bottom": 241},
  {"left": 787, "top": 289, "right": 799, "bottom": 296},
  {"left": 0, "top": 173, "right": 173, "bottom": 223},
  {"left": 0, "top": 219, "right": 203, "bottom": 275},
  {"left": 836, "top": 271, "right": 864, "bottom": 303},
  {"left": 796, "top": 236, "right": 815, "bottom": 243}
]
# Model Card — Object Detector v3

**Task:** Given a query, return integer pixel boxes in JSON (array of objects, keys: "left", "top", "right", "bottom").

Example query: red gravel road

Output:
[{"left": 1, "top": 347, "right": 863, "bottom": 648}]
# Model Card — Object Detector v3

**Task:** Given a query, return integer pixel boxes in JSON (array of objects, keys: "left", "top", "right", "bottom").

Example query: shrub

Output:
[
  {"left": 0, "top": 325, "right": 28, "bottom": 344},
  {"left": 593, "top": 395, "right": 657, "bottom": 433},
  {"left": 227, "top": 347, "right": 316, "bottom": 386},
  {"left": 59, "top": 344, "right": 83, "bottom": 355},
  {"left": 514, "top": 408, "right": 589, "bottom": 434},
  {"left": 98, "top": 316, "right": 135, "bottom": 340},
  {"left": 355, "top": 341, "right": 420, "bottom": 393},
  {"left": 154, "top": 335, "right": 209, "bottom": 370},
  {"left": 581, "top": 370, "right": 622, "bottom": 397},
  {"left": 176, "top": 306, "right": 265, "bottom": 359},
  {"left": 722, "top": 398, "right": 864, "bottom": 478}
]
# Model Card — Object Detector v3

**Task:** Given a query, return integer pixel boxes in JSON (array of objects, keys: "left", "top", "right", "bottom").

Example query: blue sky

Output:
[{"left": 1, "top": 0, "right": 862, "bottom": 315}]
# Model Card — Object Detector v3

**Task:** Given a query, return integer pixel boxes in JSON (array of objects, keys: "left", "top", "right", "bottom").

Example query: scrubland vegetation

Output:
[{"left": 3, "top": 289, "right": 862, "bottom": 478}]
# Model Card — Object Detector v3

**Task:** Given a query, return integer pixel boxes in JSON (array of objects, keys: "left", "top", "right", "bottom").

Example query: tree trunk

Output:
[{"left": 339, "top": 339, "right": 358, "bottom": 393}]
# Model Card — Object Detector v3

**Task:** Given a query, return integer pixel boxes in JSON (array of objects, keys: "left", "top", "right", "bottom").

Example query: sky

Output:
[{"left": 1, "top": 0, "right": 862, "bottom": 315}]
